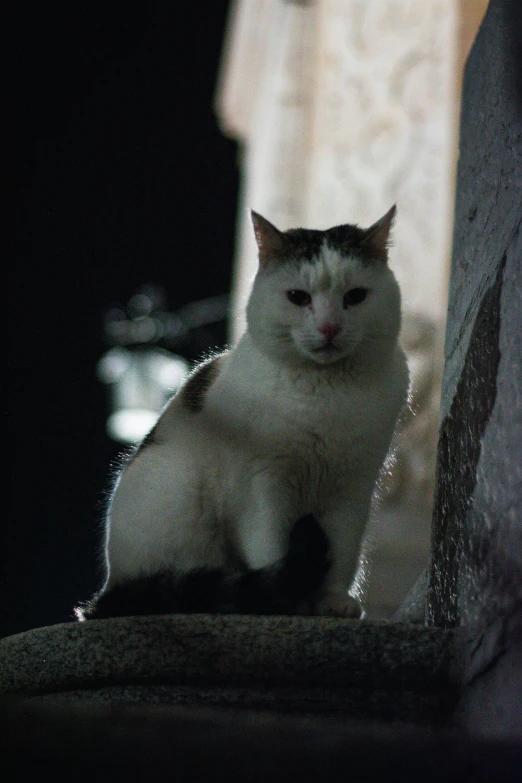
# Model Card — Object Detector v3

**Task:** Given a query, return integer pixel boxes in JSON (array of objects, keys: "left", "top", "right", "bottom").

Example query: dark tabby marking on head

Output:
[
  {"left": 282, "top": 229, "right": 325, "bottom": 262},
  {"left": 326, "top": 223, "right": 388, "bottom": 263},
  {"left": 283, "top": 224, "right": 386, "bottom": 265},
  {"left": 75, "top": 514, "right": 330, "bottom": 619},
  {"left": 180, "top": 355, "right": 223, "bottom": 413}
]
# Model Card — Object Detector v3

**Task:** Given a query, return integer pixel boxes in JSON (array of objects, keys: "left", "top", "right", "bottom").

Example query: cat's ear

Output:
[
  {"left": 251, "top": 211, "right": 289, "bottom": 266},
  {"left": 363, "top": 204, "right": 396, "bottom": 262}
]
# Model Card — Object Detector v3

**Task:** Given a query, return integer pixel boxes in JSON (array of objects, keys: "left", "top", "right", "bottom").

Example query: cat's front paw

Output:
[{"left": 313, "top": 593, "right": 363, "bottom": 619}]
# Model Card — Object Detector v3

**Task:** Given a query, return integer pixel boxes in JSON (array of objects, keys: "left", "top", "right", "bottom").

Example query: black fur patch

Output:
[
  {"left": 75, "top": 569, "right": 229, "bottom": 620},
  {"left": 235, "top": 514, "right": 331, "bottom": 614},
  {"left": 76, "top": 515, "right": 331, "bottom": 620},
  {"left": 180, "top": 356, "right": 222, "bottom": 413}
]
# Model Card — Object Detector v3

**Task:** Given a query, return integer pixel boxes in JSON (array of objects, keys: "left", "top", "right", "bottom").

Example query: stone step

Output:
[{"left": 0, "top": 615, "right": 460, "bottom": 725}]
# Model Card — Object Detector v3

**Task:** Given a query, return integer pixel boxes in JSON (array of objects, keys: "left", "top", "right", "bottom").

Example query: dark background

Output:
[{"left": 6, "top": 2, "right": 238, "bottom": 637}]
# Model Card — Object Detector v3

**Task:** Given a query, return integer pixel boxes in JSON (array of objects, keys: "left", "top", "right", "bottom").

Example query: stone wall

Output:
[
  {"left": 427, "top": 0, "right": 522, "bottom": 631},
  {"left": 426, "top": 0, "right": 522, "bottom": 736}
]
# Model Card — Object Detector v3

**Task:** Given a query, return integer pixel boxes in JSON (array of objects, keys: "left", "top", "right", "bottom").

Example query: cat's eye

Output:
[
  {"left": 343, "top": 288, "right": 368, "bottom": 307},
  {"left": 287, "top": 290, "right": 312, "bottom": 307}
]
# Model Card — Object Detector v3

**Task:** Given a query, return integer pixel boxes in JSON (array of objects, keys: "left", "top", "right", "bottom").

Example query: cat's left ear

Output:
[
  {"left": 363, "top": 204, "right": 397, "bottom": 262},
  {"left": 251, "top": 211, "right": 289, "bottom": 266}
]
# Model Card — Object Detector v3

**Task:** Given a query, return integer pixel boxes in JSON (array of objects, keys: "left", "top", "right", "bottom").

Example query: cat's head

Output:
[{"left": 246, "top": 206, "right": 402, "bottom": 367}]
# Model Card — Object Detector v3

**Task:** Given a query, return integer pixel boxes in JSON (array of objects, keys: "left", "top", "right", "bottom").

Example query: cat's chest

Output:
[
  {"left": 211, "top": 371, "right": 380, "bottom": 456},
  {"left": 273, "top": 382, "right": 383, "bottom": 447}
]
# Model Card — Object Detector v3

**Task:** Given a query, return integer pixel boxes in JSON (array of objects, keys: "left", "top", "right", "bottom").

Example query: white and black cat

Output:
[{"left": 76, "top": 206, "right": 409, "bottom": 620}]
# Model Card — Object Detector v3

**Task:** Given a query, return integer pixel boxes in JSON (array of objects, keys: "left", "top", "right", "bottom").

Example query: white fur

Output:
[{"left": 102, "top": 236, "right": 409, "bottom": 617}]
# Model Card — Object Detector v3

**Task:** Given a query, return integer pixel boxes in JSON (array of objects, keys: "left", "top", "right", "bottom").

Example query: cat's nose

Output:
[{"left": 318, "top": 322, "right": 341, "bottom": 342}]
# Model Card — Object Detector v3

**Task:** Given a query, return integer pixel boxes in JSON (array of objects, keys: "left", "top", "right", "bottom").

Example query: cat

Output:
[{"left": 76, "top": 205, "right": 409, "bottom": 621}]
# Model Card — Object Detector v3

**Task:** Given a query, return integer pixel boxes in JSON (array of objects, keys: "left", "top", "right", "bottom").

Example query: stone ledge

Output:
[{"left": 0, "top": 615, "right": 461, "bottom": 725}]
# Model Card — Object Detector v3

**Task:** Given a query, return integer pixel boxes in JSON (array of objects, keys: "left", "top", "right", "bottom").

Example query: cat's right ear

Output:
[
  {"left": 363, "top": 204, "right": 397, "bottom": 262},
  {"left": 251, "top": 211, "right": 288, "bottom": 266}
]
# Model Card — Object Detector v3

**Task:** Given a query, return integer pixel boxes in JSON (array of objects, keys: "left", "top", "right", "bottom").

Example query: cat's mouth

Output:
[
  {"left": 314, "top": 343, "right": 341, "bottom": 353},
  {"left": 313, "top": 343, "right": 341, "bottom": 353}
]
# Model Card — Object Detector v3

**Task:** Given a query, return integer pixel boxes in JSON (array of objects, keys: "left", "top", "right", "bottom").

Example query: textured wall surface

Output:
[
  {"left": 427, "top": 0, "right": 522, "bottom": 630},
  {"left": 426, "top": 0, "right": 522, "bottom": 736}
]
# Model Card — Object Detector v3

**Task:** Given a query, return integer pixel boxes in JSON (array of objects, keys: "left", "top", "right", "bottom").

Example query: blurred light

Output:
[
  {"left": 127, "top": 293, "right": 153, "bottom": 318},
  {"left": 96, "top": 347, "right": 131, "bottom": 383},
  {"left": 107, "top": 409, "right": 159, "bottom": 444},
  {"left": 98, "top": 346, "right": 188, "bottom": 444},
  {"left": 98, "top": 285, "right": 228, "bottom": 444}
]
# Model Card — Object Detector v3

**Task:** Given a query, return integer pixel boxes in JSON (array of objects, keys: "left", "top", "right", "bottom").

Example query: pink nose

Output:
[{"left": 318, "top": 322, "right": 341, "bottom": 342}]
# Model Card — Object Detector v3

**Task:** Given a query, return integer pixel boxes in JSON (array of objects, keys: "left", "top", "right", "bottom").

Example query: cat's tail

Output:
[{"left": 74, "top": 514, "right": 330, "bottom": 620}]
